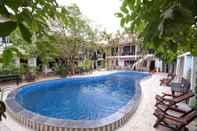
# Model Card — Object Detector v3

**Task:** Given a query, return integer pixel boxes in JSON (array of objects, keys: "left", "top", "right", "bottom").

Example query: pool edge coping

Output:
[{"left": 5, "top": 72, "right": 151, "bottom": 130}]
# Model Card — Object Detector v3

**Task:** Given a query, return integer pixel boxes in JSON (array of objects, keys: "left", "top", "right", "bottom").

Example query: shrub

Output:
[
  {"left": 80, "top": 59, "right": 92, "bottom": 72},
  {"left": 0, "top": 64, "right": 20, "bottom": 75},
  {"left": 101, "top": 60, "right": 106, "bottom": 68},
  {"left": 75, "top": 66, "right": 84, "bottom": 74},
  {"left": 19, "top": 63, "right": 29, "bottom": 75},
  {"left": 53, "top": 64, "right": 69, "bottom": 77}
]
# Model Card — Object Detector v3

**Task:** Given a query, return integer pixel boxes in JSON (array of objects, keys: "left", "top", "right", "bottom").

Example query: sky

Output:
[{"left": 57, "top": 0, "right": 122, "bottom": 33}]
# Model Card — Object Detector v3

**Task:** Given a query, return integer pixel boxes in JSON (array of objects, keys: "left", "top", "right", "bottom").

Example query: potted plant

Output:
[{"left": 0, "top": 101, "right": 6, "bottom": 121}]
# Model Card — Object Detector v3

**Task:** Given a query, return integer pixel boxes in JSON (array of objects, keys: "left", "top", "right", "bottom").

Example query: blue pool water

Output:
[{"left": 16, "top": 72, "right": 148, "bottom": 120}]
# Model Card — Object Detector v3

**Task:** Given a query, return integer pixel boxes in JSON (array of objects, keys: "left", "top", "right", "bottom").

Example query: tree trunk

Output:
[{"left": 70, "top": 58, "right": 75, "bottom": 75}]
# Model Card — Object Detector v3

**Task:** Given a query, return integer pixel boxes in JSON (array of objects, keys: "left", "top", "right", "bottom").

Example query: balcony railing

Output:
[{"left": 121, "top": 52, "right": 135, "bottom": 56}]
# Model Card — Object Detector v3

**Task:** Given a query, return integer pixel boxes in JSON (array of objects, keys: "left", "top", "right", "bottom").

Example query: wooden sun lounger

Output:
[
  {"left": 153, "top": 108, "right": 197, "bottom": 131},
  {"left": 171, "top": 78, "right": 191, "bottom": 99},
  {"left": 155, "top": 91, "right": 194, "bottom": 112},
  {"left": 160, "top": 74, "right": 175, "bottom": 86},
  {"left": 156, "top": 104, "right": 189, "bottom": 115}
]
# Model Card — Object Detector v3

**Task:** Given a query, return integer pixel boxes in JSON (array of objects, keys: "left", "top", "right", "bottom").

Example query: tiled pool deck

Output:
[{"left": 1, "top": 72, "right": 197, "bottom": 131}]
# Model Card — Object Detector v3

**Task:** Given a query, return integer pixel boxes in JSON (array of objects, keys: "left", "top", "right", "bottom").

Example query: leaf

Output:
[
  {"left": 161, "top": 7, "right": 174, "bottom": 20},
  {"left": 180, "top": 0, "right": 195, "bottom": 11},
  {"left": 5, "top": 0, "right": 32, "bottom": 10},
  {"left": 0, "top": 5, "right": 10, "bottom": 17},
  {"left": 173, "top": 7, "right": 194, "bottom": 25},
  {"left": 115, "top": 13, "right": 124, "bottom": 18},
  {"left": 0, "top": 21, "right": 17, "bottom": 36},
  {"left": 125, "top": 15, "right": 131, "bottom": 24},
  {"left": 18, "top": 23, "right": 32, "bottom": 42},
  {"left": 2, "top": 48, "right": 13, "bottom": 65},
  {"left": 120, "top": 0, "right": 129, "bottom": 13},
  {"left": 120, "top": 18, "right": 125, "bottom": 27},
  {"left": 32, "top": 19, "right": 39, "bottom": 32},
  {"left": 121, "top": 6, "right": 129, "bottom": 14},
  {"left": 127, "top": 0, "right": 135, "bottom": 10},
  {"left": 19, "top": 8, "right": 32, "bottom": 24}
]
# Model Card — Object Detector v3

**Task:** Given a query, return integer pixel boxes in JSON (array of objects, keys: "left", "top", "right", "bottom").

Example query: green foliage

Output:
[
  {"left": 76, "top": 59, "right": 93, "bottom": 73},
  {"left": 2, "top": 48, "right": 13, "bottom": 65},
  {"left": 81, "top": 59, "right": 93, "bottom": 72},
  {"left": 0, "top": 3, "right": 100, "bottom": 76},
  {"left": 28, "top": 66, "right": 38, "bottom": 78},
  {"left": 53, "top": 64, "right": 68, "bottom": 77},
  {"left": 52, "top": 4, "right": 98, "bottom": 74},
  {"left": 18, "top": 23, "right": 32, "bottom": 42},
  {"left": 100, "top": 60, "right": 106, "bottom": 68},
  {"left": 0, "top": 0, "right": 58, "bottom": 41},
  {"left": 0, "top": 63, "right": 38, "bottom": 77},
  {"left": 0, "top": 64, "right": 20, "bottom": 75},
  {"left": 118, "top": 0, "right": 197, "bottom": 63},
  {"left": 8, "top": 29, "right": 57, "bottom": 66},
  {"left": 19, "top": 63, "right": 29, "bottom": 75},
  {"left": 0, "top": 21, "right": 17, "bottom": 36}
]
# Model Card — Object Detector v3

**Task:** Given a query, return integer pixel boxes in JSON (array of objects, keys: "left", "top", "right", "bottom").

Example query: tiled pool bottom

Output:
[{"left": 6, "top": 78, "right": 143, "bottom": 131}]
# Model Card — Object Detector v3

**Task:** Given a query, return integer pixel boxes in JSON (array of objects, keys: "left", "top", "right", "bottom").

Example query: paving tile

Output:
[{"left": 0, "top": 72, "right": 196, "bottom": 131}]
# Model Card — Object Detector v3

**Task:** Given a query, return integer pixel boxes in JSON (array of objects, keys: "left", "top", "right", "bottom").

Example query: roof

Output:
[{"left": 178, "top": 52, "right": 191, "bottom": 58}]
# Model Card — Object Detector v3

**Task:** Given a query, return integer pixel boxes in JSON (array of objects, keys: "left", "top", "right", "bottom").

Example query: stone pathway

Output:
[
  {"left": 117, "top": 73, "right": 197, "bottom": 131},
  {"left": 0, "top": 73, "right": 196, "bottom": 131},
  {"left": 116, "top": 73, "right": 169, "bottom": 131}
]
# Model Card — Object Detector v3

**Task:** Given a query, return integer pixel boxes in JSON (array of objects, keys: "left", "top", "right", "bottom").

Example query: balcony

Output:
[
  {"left": 106, "top": 55, "right": 142, "bottom": 59},
  {"left": 121, "top": 52, "right": 135, "bottom": 56}
]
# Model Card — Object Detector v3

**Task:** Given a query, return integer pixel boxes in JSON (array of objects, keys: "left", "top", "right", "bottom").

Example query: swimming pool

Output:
[{"left": 6, "top": 71, "right": 149, "bottom": 131}]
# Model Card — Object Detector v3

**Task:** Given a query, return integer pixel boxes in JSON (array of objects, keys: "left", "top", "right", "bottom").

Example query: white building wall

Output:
[
  {"left": 176, "top": 58, "right": 180, "bottom": 75},
  {"left": 13, "top": 57, "right": 20, "bottom": 67},
  {"left": 189, "top": 56, "right": 197, "bottom": 105},
  {"left": 179, "top": 58, "right": 184, "bottom": 77},
  {"left": 119, "top": 59, "right": 124, "bottom": 67},
  {"left": 28, "top": 58, "right": 37, "bottom": 67},
  {"left": 155, "top": 58, "right": 162, "bottom": 72},
  {"left": 183, "top": 56, "right": 188, "bottom": 79},
  {"left": 191, "top": 57, "right": 197, "bottom": 93}
]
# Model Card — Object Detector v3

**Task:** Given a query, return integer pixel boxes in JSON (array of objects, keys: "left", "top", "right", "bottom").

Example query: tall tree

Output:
[
  {"left": 51, "top": 4, "right": 98, "bottom": 74},
  {"left": 5, "top": 29, "right": 57, "bottom": 66}
]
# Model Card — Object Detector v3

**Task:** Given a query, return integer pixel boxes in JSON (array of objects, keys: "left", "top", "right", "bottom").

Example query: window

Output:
[
  {"left": 123, "top": 46, "right": 130, "bottom": 55},
  {"left": 124, "top": 60, "right": 135, "bottom": 66},
  {"left": 1, "top": 37, "right": 9, "bottom": 43},
  {"left": 111, "top": 47, "right": 118, "bottom": 56},
  {"left": 122, "top": 45, "right": 135, "bottom": 55},
  {"left": 143, "top": 61, "right": 147, "bottom": 67},
  {"left": 131, "top": 45, "right": 135, "bottom": 55},
  {"left": 116, "top": 60, "right": 118, "bottom": 66},
  {"left": 148, "top": 49, "right": 155, "bottom": 54}
]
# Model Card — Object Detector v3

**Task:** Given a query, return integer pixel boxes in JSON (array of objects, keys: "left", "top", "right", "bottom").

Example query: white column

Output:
[
  {"left": 42, "top": 65, "right": 48, "bottom": 75},
  {"left": 155, "top": 58, "right": 160, "bottom": 72},
  {"left": 183, "top": 56, "right": 188, "bottom": 78},
  {"left": 14, "top": 57, "right": 20, "bottom": 67},
  {"left": 147, "top": 60, "right": 150, "bottom": 71},
  {"left": 135, "top": 45, "right": 138, "bottom": 61},
  {"left": 176, "top": 58, "right": 181, "bottom": 75},
  {"left": 160, "top": 60, "right": 163, "bottom": 72},
  {"left": 169, "top": 64, "right": 172, "bottom": 73},
  {"left": 28, "top": 58, "right": 37, "bottom": 67},
  {"left": 191, "top": 57, "right": 197, "bottom": 92},
  {"left": 190, "top": 56, "right": 197, "bottom": 105}
]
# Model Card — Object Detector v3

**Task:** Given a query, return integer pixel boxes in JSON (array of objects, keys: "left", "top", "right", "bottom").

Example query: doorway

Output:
[{"left": 150, "top": 60, "right": 155, "bottom": 71}]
